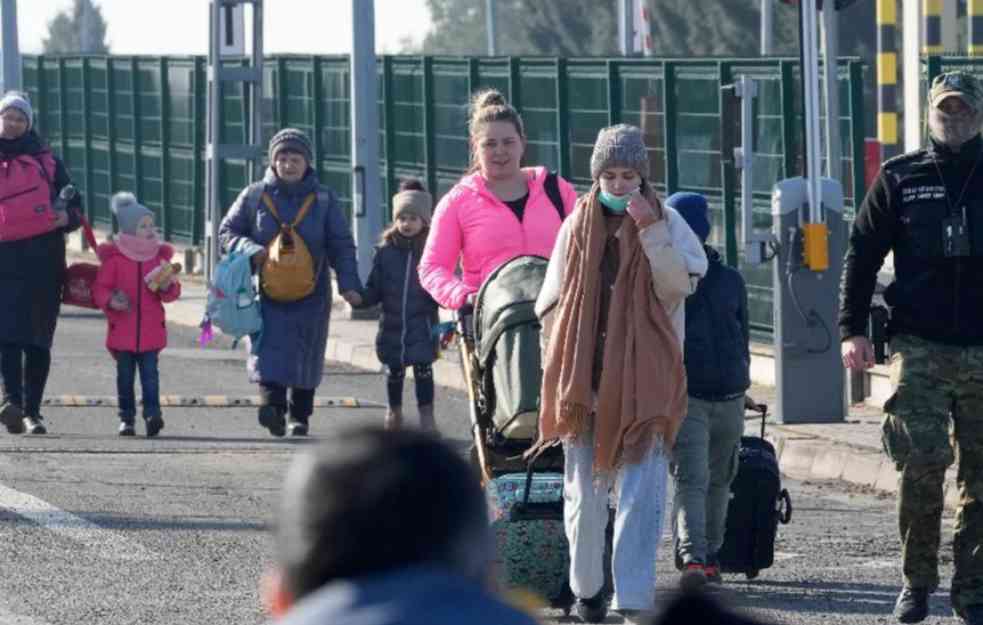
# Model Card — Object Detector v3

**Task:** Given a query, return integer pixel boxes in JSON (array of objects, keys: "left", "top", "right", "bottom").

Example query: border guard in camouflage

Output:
[{"left": 840, "top": 71, "right": 983, "bottom": 625}]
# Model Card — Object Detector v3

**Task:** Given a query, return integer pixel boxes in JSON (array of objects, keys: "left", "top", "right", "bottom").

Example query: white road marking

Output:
[{"left": 0, "top": 483, "right": 156, "bottom": 562}]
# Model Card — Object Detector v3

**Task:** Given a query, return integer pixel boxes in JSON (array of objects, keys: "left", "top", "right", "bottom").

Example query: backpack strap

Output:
[
  {"left": 544, "top": 170, "right": 566, "bottom": 222},
  {"left": 243, "top": 182, "right": 266, "bottom": 231},
  {"left": 260, "top": 192, "right": 317, "bottom": 228}
]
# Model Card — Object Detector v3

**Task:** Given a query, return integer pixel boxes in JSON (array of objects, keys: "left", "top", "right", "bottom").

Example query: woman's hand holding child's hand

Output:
[{"left": 109, "top": 290, "right": 129, "bottom": 311}]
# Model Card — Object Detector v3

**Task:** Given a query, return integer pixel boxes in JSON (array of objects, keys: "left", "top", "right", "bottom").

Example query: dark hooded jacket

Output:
[{"left": 359, "top": 230, "right": 439, "bottom": 367}]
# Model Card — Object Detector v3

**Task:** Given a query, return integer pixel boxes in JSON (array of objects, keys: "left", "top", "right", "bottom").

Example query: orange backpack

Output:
[{"left": 259, "top": 192, "right": 318, "bottom": 302}]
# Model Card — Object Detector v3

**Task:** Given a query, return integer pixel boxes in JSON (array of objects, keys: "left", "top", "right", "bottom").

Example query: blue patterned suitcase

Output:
[{"left": 485, "top": 471, "right": 572, "bottom": 610}]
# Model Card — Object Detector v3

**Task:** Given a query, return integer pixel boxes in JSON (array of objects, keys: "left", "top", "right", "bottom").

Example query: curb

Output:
[{"left": 765, "top": 426, "right": 960, "bottom": 510}]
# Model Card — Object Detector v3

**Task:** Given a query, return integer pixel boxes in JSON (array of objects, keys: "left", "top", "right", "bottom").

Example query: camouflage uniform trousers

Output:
[{"left": 882, "top": 334, "right": 983, "bottom": 615}]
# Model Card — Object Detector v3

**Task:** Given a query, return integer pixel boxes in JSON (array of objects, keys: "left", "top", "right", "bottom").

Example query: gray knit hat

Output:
[
  {"left": 392, "top": 190, "right": 433, "bottom": 223},
  {"left": 268, "top": 128, "right": 313, "bottom": 165},
  {"left": 111, "top": 192, "right": 154, "bottom": 235},
  {"left": 0, "top": 92, "right": 33, "bottom": 130},
  {"left": 589, "top": 124, "right": 650, "bottom": 180}
]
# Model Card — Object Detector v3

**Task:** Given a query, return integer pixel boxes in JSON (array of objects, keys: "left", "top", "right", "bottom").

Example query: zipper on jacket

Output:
[
  {"left": 136, "top": 261, "right": 143, "bottom": 353},
  {"left": 399, "top": 250, "right": 413, "bottom": 365},
  {"left": 0, "top": 185, "right": 40, "bottom": 204}
]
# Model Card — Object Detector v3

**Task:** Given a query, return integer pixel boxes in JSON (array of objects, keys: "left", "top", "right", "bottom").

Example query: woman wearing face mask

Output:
[
  {"left": 533, "top": 124, "right": 707, "bottom": 623},
  {"left": 219, "top": 128, "right": 363, "bottom": 438},
  {"left": 0, "top": 91, "right": 83, "bottom": 436},
  {"left": 418, "top": 89, "right": 578, "bottom": 310}
]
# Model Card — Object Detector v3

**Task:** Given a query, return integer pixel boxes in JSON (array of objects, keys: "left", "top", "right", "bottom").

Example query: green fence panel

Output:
[{"left": 23, "top": 52, "right": 869, "bottom": 335}]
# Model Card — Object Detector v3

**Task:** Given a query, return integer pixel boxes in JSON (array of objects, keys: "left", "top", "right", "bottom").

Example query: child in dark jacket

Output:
[
  {"left": 93, "top": 192, "right": 182, "bottom": 438},
  {"left": 667, "top": 192, "right": 751, "bottom": 589},
  {"left": 356, "top": 179, "right": 440, "bottom": 433}
]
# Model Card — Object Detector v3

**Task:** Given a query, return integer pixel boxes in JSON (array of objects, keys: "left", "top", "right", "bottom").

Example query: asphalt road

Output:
[{"left": 0, "top": 313, "right": 963, "bottom": 624}]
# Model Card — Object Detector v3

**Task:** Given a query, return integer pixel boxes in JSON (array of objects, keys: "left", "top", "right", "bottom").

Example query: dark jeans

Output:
[
  {"left": 259, "top": 383, "right": 314, "bottom": 424},
  {"left": 384, "top": 363, "right": 435, "bottom": 409},
  {"left": 116, "top": 351, "right": 161, "bottom": 422},
  {"left": 0, "top": 343, "right": 52, "bottom": 417}
]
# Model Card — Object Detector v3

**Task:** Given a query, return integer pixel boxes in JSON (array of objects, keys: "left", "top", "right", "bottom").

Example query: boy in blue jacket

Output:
[{"left": 668, "top": 192, "right": 751, "bottom": 588}]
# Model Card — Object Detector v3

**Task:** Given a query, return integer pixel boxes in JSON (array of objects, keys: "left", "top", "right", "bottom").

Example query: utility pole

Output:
[
  {"left": 0, "top": 0, "right": 20, "bottom": 93},
  {"left": 351, "top": 0, "right": 383, "bottom": 286},
  {"left": 80, "top": 0, "right": 92, "bottom": 53},
  {"left": 822, "top": 0, "right": 841, "bottom": 180},
  {"left": 618, "top": 0, "right": 633, "bottom": 56},
  {"left": 761, "top": 0, "right": 774, "bottom": 55},
  {"left": 485, "top": 0, "right": 497, "bottom": 56}
]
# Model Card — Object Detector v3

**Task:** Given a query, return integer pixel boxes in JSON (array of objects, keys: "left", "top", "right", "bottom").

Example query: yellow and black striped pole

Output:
[
  {"left": 923, "top": 0, "right": 943, "bottom": 55},
  {"left": 877, "top": 0, "right": 900, "bottom": 160},
  {"left": 971, "top": 0, "right": 983, "bottom": 56}
]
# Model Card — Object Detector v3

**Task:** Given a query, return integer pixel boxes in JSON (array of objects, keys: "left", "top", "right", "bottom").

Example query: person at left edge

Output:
[{"left": 0, "top": 91, "right": 82, "bottom": 436}]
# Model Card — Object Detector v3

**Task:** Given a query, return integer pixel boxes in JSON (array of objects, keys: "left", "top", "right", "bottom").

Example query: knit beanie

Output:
[
  {"left": 111, "top": 192, "right": 154, "bottom": 235},
  {"left": 268, "top": 128, "right": 313, "bottom": 165},
  {"left": 667, "top": 192, "right": 711, "bottom": 243},
  {"left": 589, "top": 124, "right": 650, "bottom": 180},
  {"left": 0, "top": 92, "right": 33, "bottom": 130},
  {"left": 392, "top": 190, "right": 433, "bottom": 223}
]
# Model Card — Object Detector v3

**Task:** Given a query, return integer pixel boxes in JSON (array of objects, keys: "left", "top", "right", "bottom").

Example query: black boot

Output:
[
  {"left": 894, "top": 587, "right": 930, "bottom": 623},
  {"left": 0, "top": 401, "right": 24, "bottom": 434},
  {"left": 258, "top": 405, "right": 286, "bottom": 437},
  {"left": 23, "top": 414, "right": 46, "bottom": 435},
  {"left": 573, "top": 591, "right": 607, "bottom": 623}
]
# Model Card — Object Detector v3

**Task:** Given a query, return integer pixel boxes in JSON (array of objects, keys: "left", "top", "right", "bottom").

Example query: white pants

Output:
[{"left": 564, "top": 431, "right": 669, "bottom": 612}]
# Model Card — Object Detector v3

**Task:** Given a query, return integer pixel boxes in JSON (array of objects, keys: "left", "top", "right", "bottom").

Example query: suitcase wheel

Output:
[
  {"left": 745, "top": 569, "right": 759, "bottom": 580},
  {"left": 779, "top": 489, "right": 792, "bottom": 525}
]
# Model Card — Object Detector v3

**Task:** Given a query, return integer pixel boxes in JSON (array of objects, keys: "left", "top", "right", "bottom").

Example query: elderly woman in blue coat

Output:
[{"left": 219, "top": 128, "right": 362, "bottom": 437}]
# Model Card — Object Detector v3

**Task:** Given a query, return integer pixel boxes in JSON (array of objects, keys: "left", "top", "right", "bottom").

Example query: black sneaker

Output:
[
  {"left": 258, "top": 405, "right": 286, "bottom": 437},
  {"left": 0, "top": 402, "right": 24, "bottom": 434},
  {"left": 573, "top": 591, "right": 607, "bottom": 623},
  {"left": 144, "top": 415, "right": 164, "bottom": 438},
  {"left": 286, "top": 419, "right": 308, "bottom": 437},
  {"left": 680, "top": 561, "right": 708, "bottom": 591},
  {"left": 894, "top": 587, "right": 930, "bottom": 623},
  {"left": 23, "top": 415, "right": 46, "bottom": 435},
  {"left": 118, "top": 421, "right": 135, "bottom": 437}
]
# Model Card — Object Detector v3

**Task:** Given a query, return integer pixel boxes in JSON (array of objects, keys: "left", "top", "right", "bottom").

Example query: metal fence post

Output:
[
  {"left": 555, "top": 57, "right": 570, "bottom": 179},
  {"left": 382, "top": 56, "right": 395, "bottom": 202},
  {"left": 718, "top": 61, "right": 737, "bottom": 267},
  {"left": 780, "top": 60, "right": 797, "bottom": 178},
  {"left": 81, "top": 57, "right": 94, "bottom": 226},
  {"left": 422, "top": 56, "right": 437, "bottom": 201},
  {"left": 663, "top": 61, "right": 679, "bottom": 196},
  {"left": 160, "top": 57, "right": 171, "bottom": 239},
  {"left": 607, "top": 60, "right": 622, "bottom": 126},
  {"left": 131, "top": 57, "right": 143, "bottom": 201}
]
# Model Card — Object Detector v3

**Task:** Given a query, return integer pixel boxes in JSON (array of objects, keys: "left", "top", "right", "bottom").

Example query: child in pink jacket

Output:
[{"left": 93, "top": 192, "right": 181, "bottom": 437}]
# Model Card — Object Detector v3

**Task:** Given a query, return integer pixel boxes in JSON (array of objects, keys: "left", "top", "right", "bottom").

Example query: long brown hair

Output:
[{"left": 467, "top": 89, "right": 526, "bottom": 174}]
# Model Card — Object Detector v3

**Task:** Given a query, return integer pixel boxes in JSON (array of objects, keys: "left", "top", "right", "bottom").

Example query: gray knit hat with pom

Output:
[
  {"left": 589, "top": 124, "right": 650, "bottom": 180},
  {"left": 111, "top": 192, "right": 154, "bottom": 235}
]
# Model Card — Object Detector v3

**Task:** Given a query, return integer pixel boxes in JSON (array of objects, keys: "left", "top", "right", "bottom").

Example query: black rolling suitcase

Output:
[{"left": 717, "top": 399, "right": 792, "bottom": 579}]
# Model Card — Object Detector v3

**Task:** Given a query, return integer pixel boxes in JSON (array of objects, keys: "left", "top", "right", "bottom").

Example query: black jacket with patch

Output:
[{"left": 840, "top": 134, "right": 983, "bottom": 346}]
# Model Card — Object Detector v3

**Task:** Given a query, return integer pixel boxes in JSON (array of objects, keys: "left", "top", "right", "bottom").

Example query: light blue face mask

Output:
[{"left": 598, "top": 190, "right": 631, "bottom": 214}]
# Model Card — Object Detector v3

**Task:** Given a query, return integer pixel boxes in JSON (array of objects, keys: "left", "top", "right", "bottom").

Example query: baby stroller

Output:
[{"left": 457, "top": 255, "right": 611, "bottom": 614}]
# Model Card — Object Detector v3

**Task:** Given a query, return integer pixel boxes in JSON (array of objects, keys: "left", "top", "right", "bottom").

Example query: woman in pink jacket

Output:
[
  {"left": 418, "top": 89, "right": 578, "bottom": 310},
  {"left": 93, "top": 193, "right": 181, "bottom": 438}
]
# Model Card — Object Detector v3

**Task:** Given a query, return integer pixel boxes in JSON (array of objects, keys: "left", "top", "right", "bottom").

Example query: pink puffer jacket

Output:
[
  {"left": 419, "top": 166, "right": 577, "bottom": 310},
  {"left": 92, "top": 243, "right": 181, "bottom": 353}
]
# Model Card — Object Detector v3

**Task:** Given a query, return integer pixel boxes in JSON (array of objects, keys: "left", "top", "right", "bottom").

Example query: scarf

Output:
[
  {"left": 116, "top": 233, "right": 161, "bottom": 262},
  {"left": 535, "top": 185, "right": 687, "bottom": 473}
]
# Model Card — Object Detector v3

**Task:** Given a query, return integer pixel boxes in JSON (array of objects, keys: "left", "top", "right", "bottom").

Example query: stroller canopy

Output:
[{"left": 475, "top": 255, "right": 549, "bottom": 367}]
